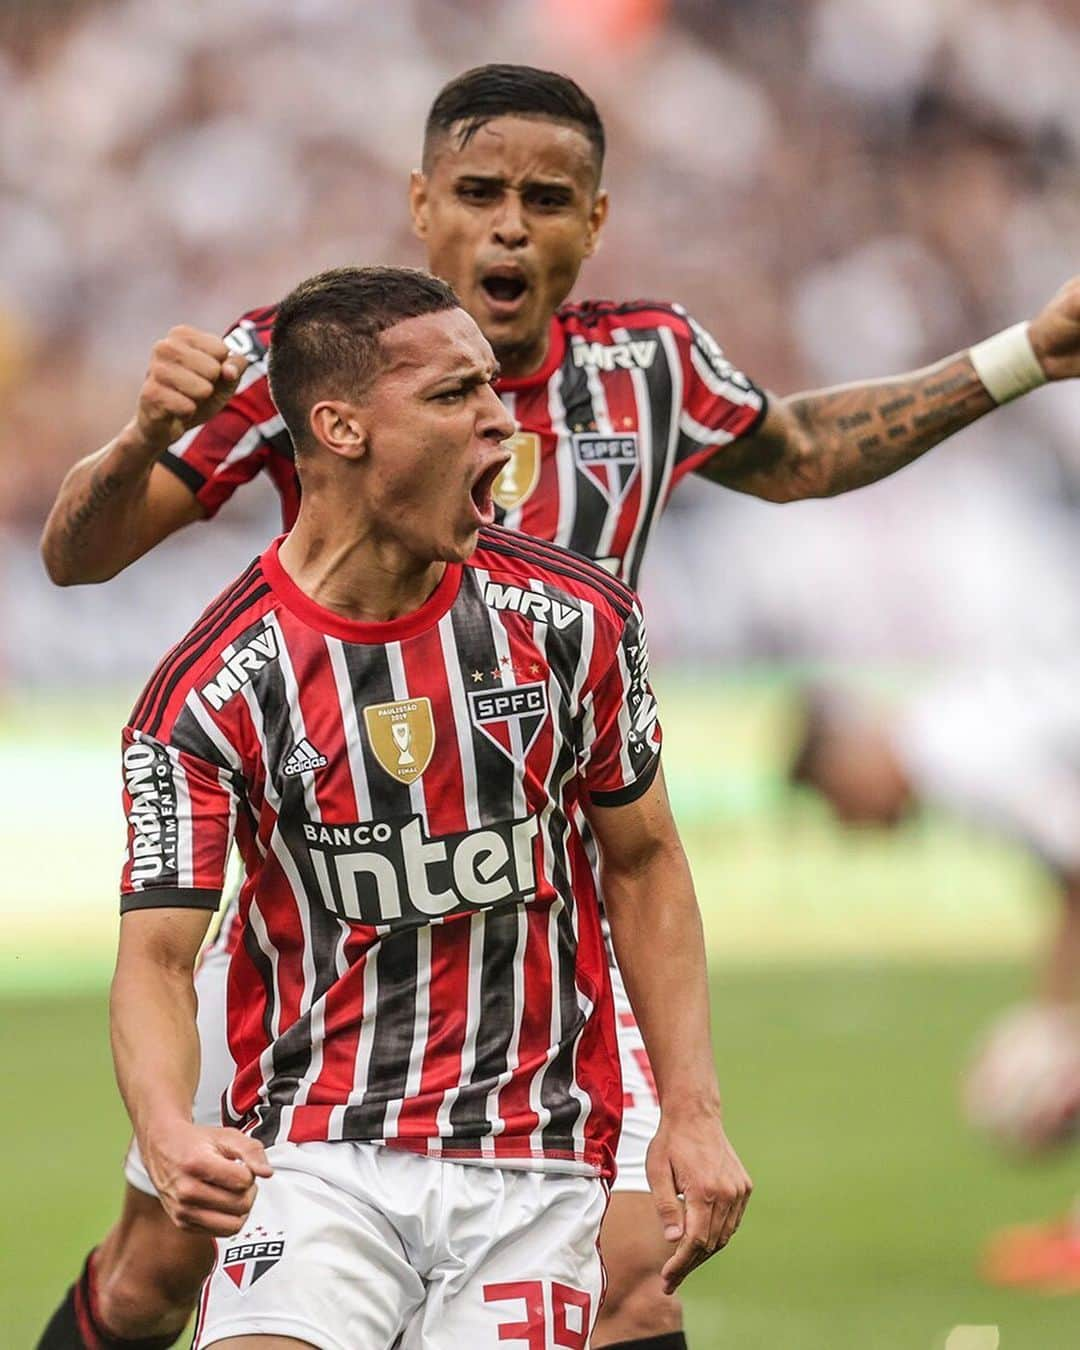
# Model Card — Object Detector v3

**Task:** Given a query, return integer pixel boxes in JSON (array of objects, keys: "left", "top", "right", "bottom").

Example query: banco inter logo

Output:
[
  {"left": 200, "top": 628, "right": 279, "bottom": 711},
  {"left": 301, "top": 814, "right": 540, "bottom": 927}
]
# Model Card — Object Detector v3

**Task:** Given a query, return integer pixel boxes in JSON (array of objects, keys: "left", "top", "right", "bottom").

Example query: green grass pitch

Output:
[{"left": 3, "top": 965, "right": 1077, "bottom": 1349}]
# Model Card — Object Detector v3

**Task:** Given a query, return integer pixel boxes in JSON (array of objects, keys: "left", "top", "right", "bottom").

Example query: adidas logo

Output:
[{"left": 282, "top": 738, "right": 328, "bottom": 777}]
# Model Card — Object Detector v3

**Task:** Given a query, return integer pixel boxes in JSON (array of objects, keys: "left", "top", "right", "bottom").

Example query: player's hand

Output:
[
  {"left": 143, "top": 1120, "right": 273, "bottom": 1237},
  {"left": 646, "top": 1105, "right": 752, "bottom": 1295},
  {"left": 133, "top": 325, "right": 250, "bottom": 451},
  {"left": 1028, "top": 277, "right": 1080, "bottom": 381}
]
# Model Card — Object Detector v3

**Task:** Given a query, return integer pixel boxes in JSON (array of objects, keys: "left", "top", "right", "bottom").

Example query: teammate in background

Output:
[
  {"left": 790, "top": 671, "right": 1080, "bottom": 1292},
  {"left": 37, "top": 63, "right": 1080, "bottom": 1350},
  {"left": 113, "top": 265, "right": 750, "bottom": 1350}
]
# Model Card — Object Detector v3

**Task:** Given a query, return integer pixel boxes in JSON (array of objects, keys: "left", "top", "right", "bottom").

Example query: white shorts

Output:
[
  {"left": 126, "top": 934, "right": 659, "bottom": 1197},
  {"left": 610, "top": 959, "right": 661, "bottom": 1193},
  {"left": 124, "top": 939, "right": 234, "bottom": 1195},
  {"left": 193, "top": 1143, "right": 606, "bottom": 1350}
]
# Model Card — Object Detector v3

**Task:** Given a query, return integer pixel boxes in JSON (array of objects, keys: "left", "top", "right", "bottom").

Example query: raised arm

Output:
[
  {"left": 586, "top": 766, "right": 752, "bottom": 1294},
  {"left": 701, "top": 276, "right": 1080, "bottom": 502},
  {"left": 40, "top": 327, "right": 247, "bottom": 585}
]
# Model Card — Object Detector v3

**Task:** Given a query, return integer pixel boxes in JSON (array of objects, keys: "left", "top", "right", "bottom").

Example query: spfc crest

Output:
[
  {"left": 363, "top": 697, "right": 435, "bottom": 784},
  {"left": 468, "top": 681, "right": 549, "bottom": 761},
  {"left": 493, "top": 431, "right": 541, "bottom": 510},
  {"left": 572, "top": 432, "right": 639, "bottom": 506},
  {"left": 221, "top": 1231, "right": 285, "bottom": 1293}
]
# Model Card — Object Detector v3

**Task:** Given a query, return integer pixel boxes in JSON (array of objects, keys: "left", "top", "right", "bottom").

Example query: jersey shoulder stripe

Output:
[
  {"left": 559, "top": 298, "right": 692, "bottom": 339},
  {"left": 476, "top": 527, "right": 634, "bottom": 622},
  {"left": 133, "top": 567, "right": 273, "bottom": 738},
  {"left": 130, "top": 559, "right": 263, "bottom": 728}
]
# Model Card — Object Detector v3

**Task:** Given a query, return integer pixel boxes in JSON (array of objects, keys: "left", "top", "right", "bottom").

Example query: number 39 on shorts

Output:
[{"left": 483, "top": 1280, "right": 592, "bottom": 1349}]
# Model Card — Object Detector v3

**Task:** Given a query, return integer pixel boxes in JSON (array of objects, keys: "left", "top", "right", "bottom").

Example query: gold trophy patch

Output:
[{"left": 363, "top": 698, "right": 435, "bottom": 784}]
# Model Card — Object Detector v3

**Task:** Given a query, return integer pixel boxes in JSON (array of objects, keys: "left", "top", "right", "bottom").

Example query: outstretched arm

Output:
[
  {"left": 41, "top": 327, "right": 247, "bottom": 585},
  {"left": 701, "top": 277, "right": 1080, "bottom": 502},
  {"left": 586, "top": 766, "right": 752, "bottom": 1294}
]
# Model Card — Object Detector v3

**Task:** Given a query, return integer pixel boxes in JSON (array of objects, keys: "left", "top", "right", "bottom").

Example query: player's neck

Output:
[
  {"left": 277, "top": 515, "right": 446, "bottom": 625},
  {"left": 492, "top": 325, "right": 551, "bottom": 380}
]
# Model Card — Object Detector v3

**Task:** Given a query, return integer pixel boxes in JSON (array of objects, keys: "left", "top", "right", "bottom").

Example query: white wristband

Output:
[{"left": 968, "top": 321, "right": 1047, "bottom": 405}]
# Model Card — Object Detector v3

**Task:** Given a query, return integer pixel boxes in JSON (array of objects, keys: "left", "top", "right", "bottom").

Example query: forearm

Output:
[
  {"left": 604, "top": 841, "right": 721, "bottom": 1110},
  {"left": 41, "top": 421, "right": 165, "bottom": 585},
  {"left": 110, "top": 947, "right": 201, "bottom": 1149},
  {"left": 782, "top": 352, "right": 995, "bottom": 498}
]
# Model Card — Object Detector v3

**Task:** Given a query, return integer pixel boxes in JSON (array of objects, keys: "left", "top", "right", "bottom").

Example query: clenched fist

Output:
[
  {"left": 135, "top": 325, "right": 250, "bottom": 451},
  {"left": 144, "top": 1120, "right": 273, "bottom": 1237}
]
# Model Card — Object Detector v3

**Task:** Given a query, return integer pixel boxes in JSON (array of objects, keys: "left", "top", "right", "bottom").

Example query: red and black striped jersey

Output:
[
  {"left": 120, "top": 529, "right": 662, "bottom": 1178},
  {"left": 161, "top": 300, "right": 766, "bottom": 588}
]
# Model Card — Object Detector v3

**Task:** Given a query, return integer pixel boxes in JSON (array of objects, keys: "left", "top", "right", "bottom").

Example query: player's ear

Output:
[
  {"left": 309, "top": 401, "right": 368, "bottom": 462},
  {"left": 583, "top": 189, "right": 609, "bottom": 259},
  {"left": 409, "top": 170, "right": 430, "bottom": 241}
]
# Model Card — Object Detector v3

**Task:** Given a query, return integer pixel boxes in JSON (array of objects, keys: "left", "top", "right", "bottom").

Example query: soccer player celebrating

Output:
[
  {"left": 37, "top": 64, "right": 1080, "bottom": 1350},
  {"left": 110, "top": 264, "right": 750, "bottom": 1350}
]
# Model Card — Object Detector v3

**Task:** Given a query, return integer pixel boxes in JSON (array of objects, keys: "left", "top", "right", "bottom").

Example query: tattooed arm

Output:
[
  {"left": 701, "top": 276, "right": 1080, "bottom": 502},
  {"left": 41, "top": 326, "right": 246, "bottom": 585}
]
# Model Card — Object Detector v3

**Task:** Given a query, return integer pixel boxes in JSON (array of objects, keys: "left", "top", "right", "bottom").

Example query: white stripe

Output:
[
  {"left": 635, "top": 325, "right": 682, "bottom": 587},
  {"left": 549, "top": 366, "right": 577, "bottom": 549},
  {"left": 615, "top": 325, "right": 655, "bottom": 585},
  {"left": 678, "top": 407, "right": 736, "bottom": 448},
  {"left": 265, "top": 613, "right": 333, "bottom": 1139},
  {"left": 184, "top": 689, "right": 243, "bottom": 773},
  {"left": 172, "top": 752, "right": 194, "bottom": 889},
  {"left": 581, "top": 358, "right": 626, "bottom": 554},
  {"left": 688, "top": 340, "right": 763, "bottom": 407},
  {"left": 438, "top": 610, "right": 481, "bottom": 832},
  {"left": 324, "top": 637, "right": 374, "bottom": 820}
]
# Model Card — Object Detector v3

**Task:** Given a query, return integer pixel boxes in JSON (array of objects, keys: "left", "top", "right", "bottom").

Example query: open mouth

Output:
[
  {"left": 470, "top": 456, "right": 510, "bottom": 522},
  {"left": 480, "top": 267, "right": 529, "bottom": 313}
]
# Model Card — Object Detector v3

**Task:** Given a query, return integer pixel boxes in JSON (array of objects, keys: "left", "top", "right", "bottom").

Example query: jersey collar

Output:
[{"left": 261, "top": 536, "right": 462, "bottom": 644}]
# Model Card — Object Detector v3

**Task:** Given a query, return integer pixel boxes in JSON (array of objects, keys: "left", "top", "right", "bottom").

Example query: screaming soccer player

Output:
[
  {"left": 111, "top": 264, "right": 751, "bottom": 1350},
  {"left": 39, "top": 64, "right": 1080, "bottom": 1350}
]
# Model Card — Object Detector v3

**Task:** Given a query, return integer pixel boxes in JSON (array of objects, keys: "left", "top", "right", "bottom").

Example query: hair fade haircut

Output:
[
  {"left": 424, "top": 64, "right": 605, "bottom": 182},
  {"left": 268, "top": 265, "right": 459, "bottom": 449}
]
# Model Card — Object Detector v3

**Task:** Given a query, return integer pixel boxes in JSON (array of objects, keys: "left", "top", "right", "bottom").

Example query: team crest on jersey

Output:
[
  {"left": 221, "top": 1229, "right": 285, "bottom": 1293},
  {"left": 363, "top": 698, "right": 435, "bottom": 784},
  {"left": 572, "top": 432, "right": 640, "bottom": 505},
  {"left": 468, "top": 681, "right": 549, "bottom": 760},
  {"left": 492, "top": 431, "right": 541, "bottom": 510}
]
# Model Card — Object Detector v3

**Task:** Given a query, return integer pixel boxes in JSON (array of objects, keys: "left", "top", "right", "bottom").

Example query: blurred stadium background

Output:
[{"left": 2, "top": 0, "right": 1080, "bottom": 1345}]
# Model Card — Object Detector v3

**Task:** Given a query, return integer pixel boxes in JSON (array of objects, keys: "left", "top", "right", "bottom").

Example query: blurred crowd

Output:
[{"left": 1, "top": 0, "right": 1079, "bottom": 680}]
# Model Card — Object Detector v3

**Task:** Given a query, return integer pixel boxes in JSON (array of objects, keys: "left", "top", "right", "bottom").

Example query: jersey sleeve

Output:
[
  {"left": 581, "top": 600, "right": 663, "bottom": 807},
  {"left": 669, "top": 309, "right": 767, "bottom": 488},
  {"left": 156, "top": 313, "right": 284, "bottom": 518},
  {"left": 120, "top": 726, "right": 238, "bottom": 913}
]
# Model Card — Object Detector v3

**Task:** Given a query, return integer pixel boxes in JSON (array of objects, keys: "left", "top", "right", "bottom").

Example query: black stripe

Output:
[
  {"left": 625, "top": 326, "right": 675, "bottom": 590},
  {"left": 338, "top": 642, "right": 415, "bottom": 1141},
  {"left": 156, "top": 450, "right": 206, "bottom": 494},
  {"left": 587, "top": 751, "right": 660, "bottom": 807},
  {"left": 120, "top": 887, "right": 221, "bottom": 913},
  {"left": 131, "top": 560, "right": 262, "bottom": 728},
  {"left": 142, "top": 583, "right": 273, "bottom": 738},
  {"left": 481, "top": 524, "right": 636, "bottom": 607},
  {"left": 478, "top": 534, "right": 632, "bottom": 622},
  {"left": 240, "top": 919, "right": 279, "bottom": 1136}
]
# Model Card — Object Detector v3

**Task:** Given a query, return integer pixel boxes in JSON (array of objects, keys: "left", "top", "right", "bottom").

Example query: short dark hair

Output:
[
  {"left": 268, "top": 266, "right": 459, "bottom": 449},
  {"left": 424, "top": 64, "right": 605, "bottom": 182}
]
